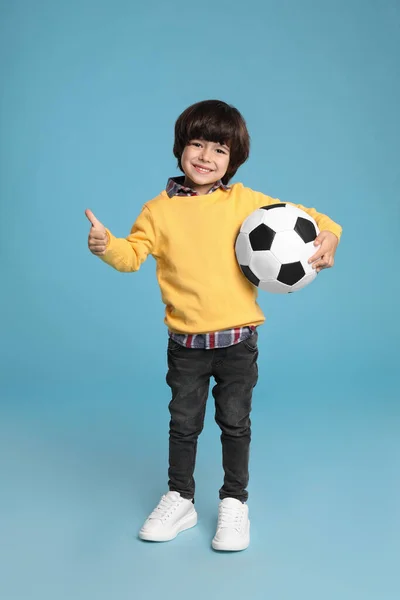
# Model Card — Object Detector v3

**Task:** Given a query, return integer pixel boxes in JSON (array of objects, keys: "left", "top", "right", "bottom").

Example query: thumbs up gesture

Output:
[{"left": 85, "top": 209, "right": 108, "bottom": 256}]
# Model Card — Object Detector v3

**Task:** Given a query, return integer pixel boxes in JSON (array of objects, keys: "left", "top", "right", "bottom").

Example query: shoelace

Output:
[
  {"left": 218, "top": 506, "right": 244, "bottom": 531},
  {"left": 149, "top": 495, "right": 182, "bottom": 522}
]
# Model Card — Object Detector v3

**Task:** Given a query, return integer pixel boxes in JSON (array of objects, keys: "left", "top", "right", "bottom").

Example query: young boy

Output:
[{"left": 85, "top": 100, "right": 342, "bottom": 552}]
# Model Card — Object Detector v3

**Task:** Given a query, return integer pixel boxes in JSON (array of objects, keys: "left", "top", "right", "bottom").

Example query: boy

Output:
[{"left": 85, "top": 100, "right": 342, "bottom": 552}]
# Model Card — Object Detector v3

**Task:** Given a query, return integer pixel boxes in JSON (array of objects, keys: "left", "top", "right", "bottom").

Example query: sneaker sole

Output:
[
  {"left": 211, "top": 522, "right": 250, "bottom": 552},
  {"left": 139, "top": 510, "right": 198, "bottom": 542}
]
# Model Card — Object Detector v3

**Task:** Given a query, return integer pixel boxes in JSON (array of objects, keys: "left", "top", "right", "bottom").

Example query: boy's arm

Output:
[
  {"left": 250, "top": 190, "right": 342, "bottom": 240},
  {"left": 87, "top": 205, "right": 157, "bottom": 272}
]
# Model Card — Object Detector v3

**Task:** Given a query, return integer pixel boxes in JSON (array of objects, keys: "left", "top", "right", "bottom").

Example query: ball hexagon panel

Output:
[
  {"left": 294, "top": 217, "right": 318, "bottom": 244},
  {"left": 277, "top": 262, "right": 306, "bottom": 286},
  {"left": 259, "top": 278, "right": 292, "bottom": 294},
  {"left": 249, "top": 224, "right": 275, "bottom": 251},
  {"left": 234, "top": 232, "right": 252, "bottom": 267},
  {"left": 260, "top": 205, "right": 297, "bottom": 232},
  {"left": 296, "top": 240, "right": 321, "bottom": 275},
  {"left": 270, "top": 229, "right": 307, "bottom": 264},
  {"left": 240, "top": 209, "right": 265, "bottom": 234},
  {"left": 249, "top": 250, "right": 281, "bottom": 282}
]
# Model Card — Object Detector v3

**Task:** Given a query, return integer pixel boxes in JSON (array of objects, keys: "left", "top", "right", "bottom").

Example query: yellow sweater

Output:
[{"left": 101, "top": 183, "right": 342, "bottom": 333}]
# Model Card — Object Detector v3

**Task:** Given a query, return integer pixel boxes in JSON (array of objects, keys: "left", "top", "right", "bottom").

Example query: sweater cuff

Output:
[{"left": 324, "top": 224, "right": 342, "bottom": 242}]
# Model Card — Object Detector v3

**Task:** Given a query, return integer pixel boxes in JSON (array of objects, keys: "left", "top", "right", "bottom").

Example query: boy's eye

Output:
[{"left": 189, "top": 141, "right": 229, "bottom": 154}]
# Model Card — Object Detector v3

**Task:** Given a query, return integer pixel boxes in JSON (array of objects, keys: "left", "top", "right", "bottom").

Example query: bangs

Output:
[{"left": 184, "top": 112, "right": 237, "bottom": 148}]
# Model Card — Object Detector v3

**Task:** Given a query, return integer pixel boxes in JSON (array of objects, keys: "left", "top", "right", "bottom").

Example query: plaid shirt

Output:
[
  {"left": 166, "top": 175, "right": 230, "bottom": 197},
  {"left": 166, "top": 176, "right": 257, "bottom": 350}
]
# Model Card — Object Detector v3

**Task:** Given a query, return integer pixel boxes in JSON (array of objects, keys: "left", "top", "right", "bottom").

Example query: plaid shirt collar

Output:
[{"left": 166, "top": 176, "right": 230, "bottom": 198}]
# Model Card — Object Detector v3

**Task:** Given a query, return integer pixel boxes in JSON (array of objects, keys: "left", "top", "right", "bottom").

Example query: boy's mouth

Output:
[{"left": 193, "top": 164, "right": 213, "bottom": 174}]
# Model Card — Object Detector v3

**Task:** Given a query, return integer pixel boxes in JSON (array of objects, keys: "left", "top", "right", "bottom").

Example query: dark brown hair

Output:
[{"left": 173, "top": 100, "right": 250, "bottom": 184}]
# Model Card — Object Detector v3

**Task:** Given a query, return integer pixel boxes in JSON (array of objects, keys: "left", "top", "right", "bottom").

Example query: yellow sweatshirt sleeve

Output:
[
  {"left": 250, "top": 189, "right": 343, "bottom": 241},
  {"left": 99, "top": 205, "right": 157, "bottom": 272}
]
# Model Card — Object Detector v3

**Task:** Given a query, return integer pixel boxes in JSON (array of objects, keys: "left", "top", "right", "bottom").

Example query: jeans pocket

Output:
[
  {"left": 168, "top": 338, "right": 184, "bottom": 353},
  {"left": 243, "top": 331, "right": 258, "bottom": 352}
]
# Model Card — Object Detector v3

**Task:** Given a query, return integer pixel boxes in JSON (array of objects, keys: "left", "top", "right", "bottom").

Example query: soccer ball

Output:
[{"left": 235, "top": 203, "right": 320, "bottom": 293}]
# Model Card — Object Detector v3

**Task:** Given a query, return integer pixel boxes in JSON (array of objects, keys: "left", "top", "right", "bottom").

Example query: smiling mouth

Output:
[{"left": 193, "top": 165, "right": 213, "bottom": 174}]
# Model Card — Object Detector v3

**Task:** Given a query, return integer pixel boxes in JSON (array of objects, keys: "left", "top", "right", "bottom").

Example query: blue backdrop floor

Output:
[{"left": 1, "top": 374, "right": 398, "bottom": 600}]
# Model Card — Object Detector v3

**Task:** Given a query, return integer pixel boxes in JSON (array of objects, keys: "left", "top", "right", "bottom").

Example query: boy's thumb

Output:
[{"left": 85, "top": 209, "right": 104, "bottom": 229}]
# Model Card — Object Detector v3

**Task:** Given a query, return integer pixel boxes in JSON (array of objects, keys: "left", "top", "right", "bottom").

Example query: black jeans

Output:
[{"left": 166, "top": 330, "right": 259, "bottom": 503}]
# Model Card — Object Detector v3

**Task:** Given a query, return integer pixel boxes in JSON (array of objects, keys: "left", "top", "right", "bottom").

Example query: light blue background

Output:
[{"left": 1, "top": 0, "right": 399, "bottom": 598}]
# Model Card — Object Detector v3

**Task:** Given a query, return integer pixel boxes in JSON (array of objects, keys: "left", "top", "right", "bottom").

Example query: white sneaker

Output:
[
  {"left": 212, "top": 497, "right": 250, "bottom": 551},
  {"left": 138, "top": 491, "right": 197, "bottom": 542}
]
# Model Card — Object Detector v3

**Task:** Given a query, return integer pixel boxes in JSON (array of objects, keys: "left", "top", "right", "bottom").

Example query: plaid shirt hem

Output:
[{"left": 169, "top": 326, "right": 256, "bottom": 350}]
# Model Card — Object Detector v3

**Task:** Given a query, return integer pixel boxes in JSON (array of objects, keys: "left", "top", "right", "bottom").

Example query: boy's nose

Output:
[{"left": 199, "top": 147, "right": 212, "bottom": 161}]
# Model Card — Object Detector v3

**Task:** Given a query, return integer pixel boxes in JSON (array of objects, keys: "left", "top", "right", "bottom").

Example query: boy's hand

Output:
[
  {"left": 308, "top": 230, "right": 339, "bottom": 273},
  {"left": 85, "top": 209, "right": 108, "bottom": 256}
]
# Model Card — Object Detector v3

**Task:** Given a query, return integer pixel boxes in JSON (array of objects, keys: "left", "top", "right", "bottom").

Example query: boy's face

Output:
[{"left": 181, "top": 139, "right": 230, "bottom": 195}]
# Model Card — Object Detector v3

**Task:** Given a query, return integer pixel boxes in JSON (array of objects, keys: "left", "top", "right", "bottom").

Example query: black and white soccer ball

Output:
[{"left": 235, "top": 203, "right": 320, "bottom": 293}]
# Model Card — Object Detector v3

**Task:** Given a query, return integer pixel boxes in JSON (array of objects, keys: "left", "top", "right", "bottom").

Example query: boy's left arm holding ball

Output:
[{"left": 249, "top": 188, "right": 342, "bottom": 274}]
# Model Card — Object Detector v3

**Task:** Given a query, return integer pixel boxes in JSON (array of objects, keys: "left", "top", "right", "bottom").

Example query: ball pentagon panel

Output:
[{"left": 277, "top": 261, "right": 306, "bottom": 286}]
